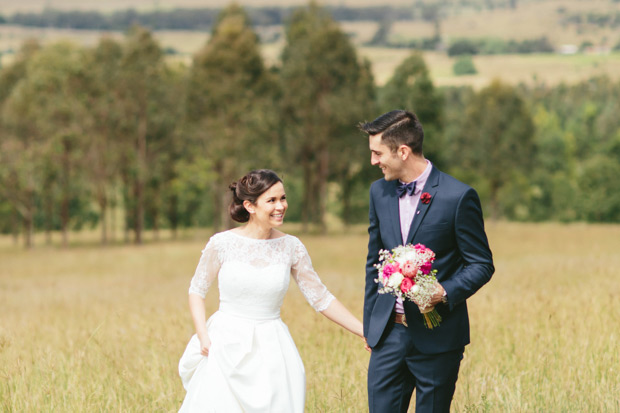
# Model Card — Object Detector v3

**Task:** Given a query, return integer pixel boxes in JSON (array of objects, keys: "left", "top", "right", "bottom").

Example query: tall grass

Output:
[{"left": 1, "top": 222, "right": 619, "bottom": 412}]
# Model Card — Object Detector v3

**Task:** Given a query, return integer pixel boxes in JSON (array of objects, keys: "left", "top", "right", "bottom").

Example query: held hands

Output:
[
  {"left": 363, "top": 337, "right": 372, "bottom": 353},
  {"left": 198, "top": 332, "right": 211, "bottom": 357}
]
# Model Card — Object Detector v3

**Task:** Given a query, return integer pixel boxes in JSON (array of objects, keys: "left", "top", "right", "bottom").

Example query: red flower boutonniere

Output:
[{"left": 420, "top": 192, "right": 432, "bottom": 204}]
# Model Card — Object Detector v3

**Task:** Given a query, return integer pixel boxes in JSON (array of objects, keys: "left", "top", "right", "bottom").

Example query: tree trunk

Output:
[
  {"left": 168, "top": 194, "right": 178, "bottom": 240},
  {"left": 152, "top": 206, "right": 160, "bottom": 241},
  {"left": 490, "top": 179, "right": 500, "bottom": 220},
  {"left": 317, "top": 145, "right": 329, "bottom": 234},
  {"left": 222, "top": 172, "right": 234, "bottom": 230},
  {"left": 99, "top": 194, "right": 108, "bottom": 245},
  {"left": 121, "top": 164, "right": 131, "bottom": 244},
  {"left": 44, "top": 190, "right": 53, "bottom": 246},
  {"left": 60, "top": 139, "right": 71, "bottom": 248},
  {"left": 301, "top": 154, "right": 312, "bottom": 233},
  {"left": 110, "top": 190, "right": 117, "bottom": 243},
  {"left": 134, "top": 111, "right": 148, "bottom": 245},
  {"left": 24, "top": 189, "right": 35, "bottom": 248},
  {"left": 133, "top": 179, "right": 143, "bottom": 244},
  {"left": 60, "top": 195, "right": 69, "bottom": 248},
  {"left": 23, "top": 214, "right": 33, "bottom": 249},
  {"left": 341, "top": 177, "right": 352, "bottom": 227},
  {"left": 212, "top": 160, "right": 224, "bottom": 232},
  {"left": 12, "top": 209, "right": 19, "bottom": 246}
]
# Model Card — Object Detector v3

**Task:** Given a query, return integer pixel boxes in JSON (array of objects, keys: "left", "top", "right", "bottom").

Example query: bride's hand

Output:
[
  {"left": 363, "top": 337, "right": 372, "bottom": 353},
  {"left": 198, "top": 332, "right": 211, "bottom": 356}
]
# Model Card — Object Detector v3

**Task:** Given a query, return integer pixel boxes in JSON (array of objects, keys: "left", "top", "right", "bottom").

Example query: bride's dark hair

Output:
[{"left": 229, "top": 169, "right": 283, "bottom": 223}]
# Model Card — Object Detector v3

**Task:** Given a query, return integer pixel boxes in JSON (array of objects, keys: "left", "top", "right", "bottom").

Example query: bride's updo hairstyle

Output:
[{"left": 229, "top": 169, "right": 283, "bottom": 223}]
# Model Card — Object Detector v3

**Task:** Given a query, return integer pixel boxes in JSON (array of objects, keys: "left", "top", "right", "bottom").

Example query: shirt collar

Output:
[{"left": 399, "top": 160, "right": 432, "bottom": 196}]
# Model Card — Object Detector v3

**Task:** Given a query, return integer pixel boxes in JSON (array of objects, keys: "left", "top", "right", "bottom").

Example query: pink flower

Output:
[
  {"left": 414, "top": 243, "right": 427, "bottom": 251},
  {"left": 400, "top": 277, "right": 413, "bottom": 293},
  {"left": 402, "top": 261, "right": 418, "bottom": 278},
  {"left": 382, "top": 263, "right": 399, "bottom": 280},
  {"left": 420, "top": 262, "right": 433, "bottom": 275}
]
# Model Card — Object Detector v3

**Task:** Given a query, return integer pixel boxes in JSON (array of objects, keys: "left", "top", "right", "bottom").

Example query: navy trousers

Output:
[{"left": 367, "top": 320, "right": 464, "bottom": 413}]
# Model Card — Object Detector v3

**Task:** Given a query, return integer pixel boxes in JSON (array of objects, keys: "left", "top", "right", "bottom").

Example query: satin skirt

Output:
[{"left": 179, "top": 310, "right": 305, "bottom": 413}]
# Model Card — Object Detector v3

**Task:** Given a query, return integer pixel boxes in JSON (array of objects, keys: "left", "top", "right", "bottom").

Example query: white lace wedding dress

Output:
[{"left": 178, "top": 230, "right": 335, "bottom": 413}]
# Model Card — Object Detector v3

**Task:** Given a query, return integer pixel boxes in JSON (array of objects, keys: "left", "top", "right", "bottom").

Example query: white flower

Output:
[
  {"left": 387, "top": 272, "right": 404, "bottom": 289},
  {"left": 411, "top": 284, "right": 420, "bottom": 294},
  {"left": 402, "top": 250, "right": 418, "bottom": 262}
]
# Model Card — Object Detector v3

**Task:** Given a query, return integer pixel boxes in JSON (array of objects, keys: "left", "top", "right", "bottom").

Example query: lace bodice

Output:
[{"left": 189, "top": 231, "right": 335, "bottom": 316}]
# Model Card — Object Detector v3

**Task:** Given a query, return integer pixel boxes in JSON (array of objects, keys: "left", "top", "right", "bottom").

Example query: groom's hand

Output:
[{"left": 429, "top": 282, "right": 446, "bottom": 306}]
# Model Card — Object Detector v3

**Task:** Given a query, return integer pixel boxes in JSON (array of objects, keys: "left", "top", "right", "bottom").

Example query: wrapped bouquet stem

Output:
[{"left": 375, "top": 243, "right": 442, "bottom": 329}]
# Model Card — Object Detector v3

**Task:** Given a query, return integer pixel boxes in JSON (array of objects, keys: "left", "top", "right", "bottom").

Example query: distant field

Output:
[
  {"left": 2, "top": 0, "right": 619, "bottom": 14},
  {"left": 3, "top": 0, "right": 620, "bottom": 89},
  {"left": 0, "top": 0, "right": 413, "bottom": 14},
  {"left": 392, "top": 0, "right": 620, "bottom": 45},
  {"left": 3, "top": 23, "right": 620, "bottom": 89},
  {"left": 1, "top": 222, "right": 619, "bottom": 412}
]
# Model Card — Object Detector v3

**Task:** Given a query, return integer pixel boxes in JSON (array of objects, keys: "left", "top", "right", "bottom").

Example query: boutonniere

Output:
[{"left": 420, "top": 192, "right": 432, "bottom": 204}]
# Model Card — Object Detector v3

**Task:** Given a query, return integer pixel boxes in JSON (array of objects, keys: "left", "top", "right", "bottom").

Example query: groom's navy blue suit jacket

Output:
[{"left": 364, "top": 166, "right": 494, "bottom": 353}]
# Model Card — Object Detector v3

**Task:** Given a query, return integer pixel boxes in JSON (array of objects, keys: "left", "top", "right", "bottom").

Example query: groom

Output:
[{"left": 360, "top": 110, "right": 494, "bottom": 412}]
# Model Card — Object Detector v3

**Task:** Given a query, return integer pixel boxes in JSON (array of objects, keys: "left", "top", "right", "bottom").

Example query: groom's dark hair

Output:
[{"left": 359, "top": 110, "right": 424, "bottom": 155}]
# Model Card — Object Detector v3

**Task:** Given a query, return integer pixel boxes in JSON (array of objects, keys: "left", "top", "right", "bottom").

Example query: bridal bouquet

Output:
[{"left": 375, "top": 243, "right": 442, "bottom": 329}]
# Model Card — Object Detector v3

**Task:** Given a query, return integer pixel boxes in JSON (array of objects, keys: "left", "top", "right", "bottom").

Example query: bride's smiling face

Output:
[{"left": 247, "top": 182, "right": 288, "bottom": 227}]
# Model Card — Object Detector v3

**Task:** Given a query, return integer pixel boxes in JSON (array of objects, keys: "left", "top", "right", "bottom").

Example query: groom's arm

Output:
[
  {"left": 441, "top": 187, "right": 494, "bottom": 310},
  {"left": 364, "top": 184, "right": 383, "bottom": 337}
]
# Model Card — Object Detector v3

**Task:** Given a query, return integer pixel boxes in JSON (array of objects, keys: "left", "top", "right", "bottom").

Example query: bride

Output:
[{"left": 178, "top": 169, "right": 365, "bottom": 412}]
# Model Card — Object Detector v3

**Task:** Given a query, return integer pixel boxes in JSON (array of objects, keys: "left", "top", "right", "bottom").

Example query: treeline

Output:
[
  {"left": 0, "top": 4, "right": 378, "bottom": 248},
  {"left": 1, "top": 3, "right": 619, "bottom": 249},
  {"left": 560, "top": 9, "right": 620, "bottom": 29},
  {"left": 374, "top": 35, "right": 556, "bottom": 54},
  {"left": 1, "top": 6, "right": 413, "bottom": 31},
  {"left": 447, "top": 36, "right": 555, "bottom": 56},
  {"left": 0, "top": 0, "right": 543, "bottom": 32}
]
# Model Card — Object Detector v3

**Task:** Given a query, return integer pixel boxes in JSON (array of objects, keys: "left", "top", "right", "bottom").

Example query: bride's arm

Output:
[
  {"left": 189, "top": 294, "right": 211, "bottom": 356},
  {"left": 290, "top": 238, "right": 365, "bottom": 340},
  {"left": 187, "top": 238, "right": 221, "bottom": 356},
  {"left": 320, "top": 298, "right": 364, "bottom": 338}
]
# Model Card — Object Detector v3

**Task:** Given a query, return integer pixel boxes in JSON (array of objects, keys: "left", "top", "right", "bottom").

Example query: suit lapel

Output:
[
  {"left": 406, "top": 166, "right": 440, "bottom": 244},
  {"left": 386, "top": 181, "right": 402, "bottom": 246}
]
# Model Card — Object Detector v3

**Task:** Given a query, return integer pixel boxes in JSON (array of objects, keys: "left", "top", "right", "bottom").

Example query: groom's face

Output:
[{"left": 369, "top": 133, "right": 405, "bottom": 181}]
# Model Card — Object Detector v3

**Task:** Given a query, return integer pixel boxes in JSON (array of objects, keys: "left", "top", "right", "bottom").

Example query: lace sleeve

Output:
[
  {"left": 290, "top": 238, "right": 335, "bottom": 312},
  {"left": 188, "top": 237, "right": 221, "bottom": 298}
]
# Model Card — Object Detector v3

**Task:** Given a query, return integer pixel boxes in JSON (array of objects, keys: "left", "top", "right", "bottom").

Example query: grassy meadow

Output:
[{"left": 1, "top": 222, "right": 619, "bottom": 412}]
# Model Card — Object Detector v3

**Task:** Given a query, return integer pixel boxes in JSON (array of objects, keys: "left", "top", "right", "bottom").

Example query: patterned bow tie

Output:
[{"left": 396, "top": 181, "right": 416, "bottom": 198}]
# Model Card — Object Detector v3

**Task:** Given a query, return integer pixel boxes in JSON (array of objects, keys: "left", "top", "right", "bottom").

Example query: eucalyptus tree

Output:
[
  {"left": 115, "top": 26, "right": 169, "bottom": 244},
  {"left": 531, "top": 76, "right": 620, "bottom": 222},
  {"left": 84, "top": 36, "right": 124, "bottom": 244},
  {"left": 0, "top": 40, "right": 40, "bottom": 245},
  {"left": 379, "top": 52, "right": 444, "bottom": 167},
  {"left": 329, "top": 58, "right": 379, "bottom": 226},
  {"left": 526, "top": 105, "right": 577, "bottom": 222},
  {"left": 456, "top": 80, "right": 535, "bottom": 219},
  {"left": 142, "top": 63, "right": 186, "bottom": 240},
  {"left": 2, "top": 41, "right": 92, "bottom": 247},
  {"left": 280, "top": 2, "right": 372, "bottom": 232},
  {"left": 185, "top": 4, "right": 278, "bottom": 231}
]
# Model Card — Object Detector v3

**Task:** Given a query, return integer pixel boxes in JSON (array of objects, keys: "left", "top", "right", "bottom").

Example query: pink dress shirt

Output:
[{"left": 395, "top": 160, "right": 432, "bottom": 314}]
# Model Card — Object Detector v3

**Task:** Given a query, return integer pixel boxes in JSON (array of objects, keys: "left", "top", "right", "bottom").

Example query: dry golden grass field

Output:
[{"left": 1, "top": 222, "right": 619, "bottom": 412}]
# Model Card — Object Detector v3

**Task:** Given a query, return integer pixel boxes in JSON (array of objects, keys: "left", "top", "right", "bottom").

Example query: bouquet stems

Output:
[{"left": 419, "top": 306, "right": 442, "bottom": 329}]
